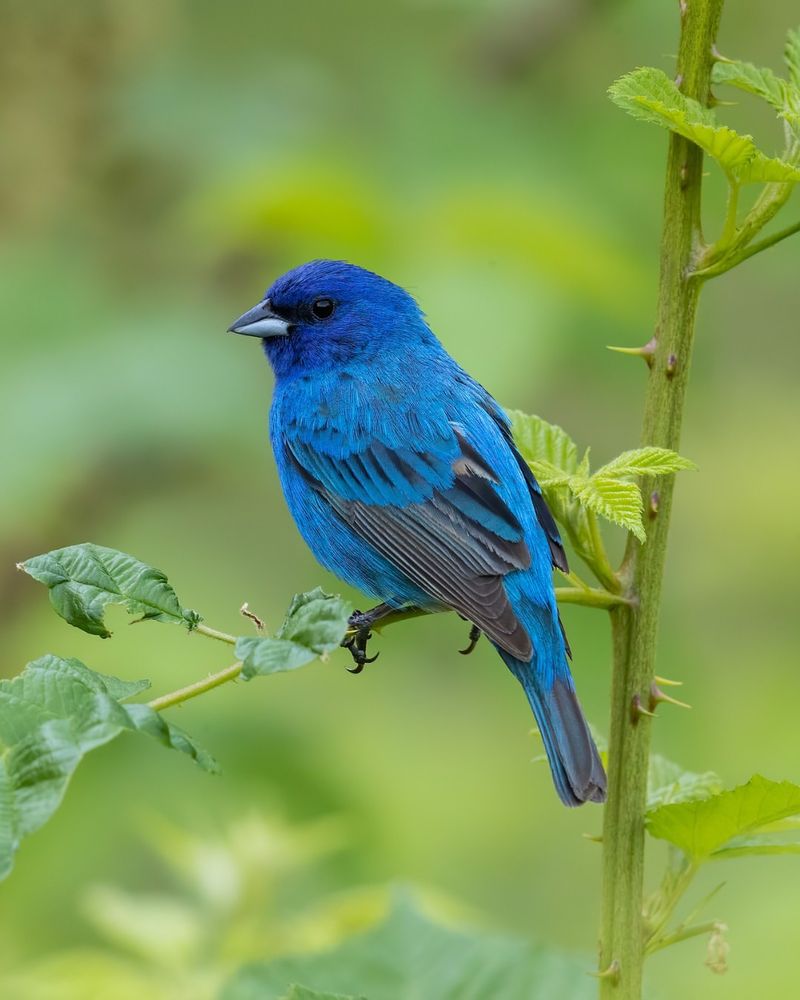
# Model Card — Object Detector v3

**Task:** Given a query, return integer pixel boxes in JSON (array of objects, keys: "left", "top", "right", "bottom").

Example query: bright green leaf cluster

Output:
[
  {"left": 509, "top": 411, "right": 695, "bottom": 547},
  {"left": 609, "top": 66, "right": 800, "bottom": 184},
  {"left": 0, "top": 655, "right": 217, "bottom": 880},
  {"left": 236, "top": 588, "right": 352, "bottom": 679},
  {"left": 19, "top": 543, "right": 201, "bottom": 637}
]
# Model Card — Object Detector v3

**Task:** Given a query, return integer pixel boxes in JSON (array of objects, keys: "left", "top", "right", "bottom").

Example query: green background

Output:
[{"left": 1, "top": 1, "right": 798, "bottom": 996}]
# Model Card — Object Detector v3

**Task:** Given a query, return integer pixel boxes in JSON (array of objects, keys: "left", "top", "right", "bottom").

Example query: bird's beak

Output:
[{"left": 227, "top": 298, "right": 290, "bottom": 338}]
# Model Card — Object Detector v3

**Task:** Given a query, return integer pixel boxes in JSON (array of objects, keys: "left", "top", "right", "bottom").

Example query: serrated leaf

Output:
[
  {"left": 221, "top": 897, "right": 594, "bottom": 1000},
  {"left": 647, "top": 754, "right": 723, "bottom": 810},
  {"left": 647, "top": 774, "right": 800, "bottom": 860},
  {"left": 570, "top": 476, "right": 645, "bottom": 541},
  {"left": 610, "top": 67, "right": 797, "bottom": 184},
  {"left": 595, "top": 446, "right": 696, "bottom": 480},
  {"left": 236, "top": 590, "right": 352, "bottom": 680},
  {"left": 19, "top": 543, "right": 200, "bottom": 638},
  {"left": 712, "top": 60, "right": 792, "bottom": 111},
  {"left": 0, "top": 655, "right": 217, "bottom": 880},
  {"left": 508, "top": 411, "right": 579, "bottom": 475},
  {"left": 734, "top": 151, "right": 800, "bottom": 183},
  {"left": 525, "top": 459, "right": 573, "bottom": 487},
  {"left": 786, "top": 27, "right": 800, "bottom": 88},
  {"left": 277, "top": 588, "right": 352, "bottom": 652}
]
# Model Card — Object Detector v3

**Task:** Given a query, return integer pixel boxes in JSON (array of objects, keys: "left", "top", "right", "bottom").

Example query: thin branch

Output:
[
  {"left": 193, "top": 623, "right": 237, "bottom": 645},
  {"left": 555, "top": 586, "right": 630, "bottom": 610},
  {"left": 692, "top": 216, "right": 800, "bottom": 279},
  {"left": 148, "top": 661, "right": 243, "bottom": 712},
  {"left": 647, "top": 920, "right": 722, "bottom": 955}
]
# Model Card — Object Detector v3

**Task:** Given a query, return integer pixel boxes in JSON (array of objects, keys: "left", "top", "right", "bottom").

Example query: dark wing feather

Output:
[
  {"left": 485, "top": 404, "right": 569, "bottom": 573},
  {"left": 286, "top": 431, "right": 534, "bottom": 660}
]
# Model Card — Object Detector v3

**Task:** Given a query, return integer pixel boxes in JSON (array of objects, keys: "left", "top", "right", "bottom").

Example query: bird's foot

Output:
[
  {"left": 459, "top": 624, "right": 482, "bottom": 655},
  {"left": 341, "top": 609, "right": 381, "bottom": 674}
]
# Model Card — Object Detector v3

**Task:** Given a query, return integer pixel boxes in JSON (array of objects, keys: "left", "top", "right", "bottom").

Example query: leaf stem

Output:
[
  {"left": 598, "top": 2, "right": 724, "bottom": 997},
  {"left": 647, "top": 919, "right": 721, "bottom": 955},
  {"left": 555, "top": 586, "right": 630, "bottom": 610},
  {"left": 147, "top": 661, "right": 244, "bottom": 712},
  {"left": 193, "top": 623, "right": 237, "bottom": 645},
  {"left": 587, "top": 511, "right": 620, "bottom": 593}
]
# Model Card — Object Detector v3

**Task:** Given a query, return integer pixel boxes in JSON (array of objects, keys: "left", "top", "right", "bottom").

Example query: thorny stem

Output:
[{"left": 598, "top": 2, "right": 724, "bottom": 997}]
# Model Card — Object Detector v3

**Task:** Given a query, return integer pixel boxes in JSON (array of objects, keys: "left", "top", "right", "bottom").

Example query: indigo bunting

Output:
[{"left": 229, "top": 260, "right": 605, "bottom": 806}]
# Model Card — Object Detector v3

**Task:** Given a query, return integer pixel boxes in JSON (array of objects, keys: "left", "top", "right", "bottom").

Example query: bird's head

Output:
[{"left": 228, "top": 259, "right": 434, "bottom": 377}]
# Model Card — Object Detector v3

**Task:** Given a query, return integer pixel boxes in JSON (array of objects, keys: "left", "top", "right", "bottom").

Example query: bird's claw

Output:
[
  {"left": 342, "top": 610, "right": 380, "bottom": 674},
  {"left": 459, "top": 624, "right": 482, "bottom": 655}
]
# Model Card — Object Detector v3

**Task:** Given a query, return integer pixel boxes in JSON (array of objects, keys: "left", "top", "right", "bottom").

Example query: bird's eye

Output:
[{"left": 311, "top": 297, "right": 335, "bottom": 320}]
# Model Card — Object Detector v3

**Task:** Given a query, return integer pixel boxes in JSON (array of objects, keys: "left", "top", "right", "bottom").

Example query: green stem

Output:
[
  {"left": 719, "top": 179, "right": 740, "bottom": 246},
  {"left": 588, "top": 511, "right": 621, "bottom": 593},
  {"left": 647, "top": 920, "right": 721, "bottom": 955},
  {"left": 148, "top": 661, "right": 243, "bottom": 711},
  {"left": 555, "top": 586, "right": 629, "bottom": 610},
  {"left": 193, "top": 623, "right": 237, "bottom": 645},
  {"left": 598, "top": 3, "right": 724, "bottom": 997}
]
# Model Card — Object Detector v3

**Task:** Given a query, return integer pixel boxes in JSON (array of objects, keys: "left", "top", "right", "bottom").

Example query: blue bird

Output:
[{"left": 229, "top": 260, "right": 606, "bottom": 806}]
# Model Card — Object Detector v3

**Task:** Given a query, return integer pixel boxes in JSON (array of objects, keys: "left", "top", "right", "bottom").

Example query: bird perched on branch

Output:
[{"left": 229, "top": 260, "right": 605, "bottom": 806}]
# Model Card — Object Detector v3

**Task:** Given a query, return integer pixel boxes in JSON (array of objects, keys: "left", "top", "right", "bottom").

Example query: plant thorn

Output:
[
  {"left": 649, "top": 682, "right": 691, "bottom": 711},
  {"left": 583, "top": 832, "right": 603, "bottom": 844},
  {"left": 591, "top": 960, "right": 621, "bottom": 983},
  {"left": 631, "top": 693, "right": 656, "bottom": 722},
  {"left": 654, "top": 674, "right": 683, "bottom": 687},
  {"left": 649, "top": 490, "right": 660, "bottom": 517},
  {"left": 666, "top": 353, "right": 678, "bottom": 378},
  {"left": 607, "top": 335, "right": 657, "bottom": 368}
]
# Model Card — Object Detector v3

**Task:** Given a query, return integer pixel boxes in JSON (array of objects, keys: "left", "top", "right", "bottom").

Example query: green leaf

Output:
[
  {"left": 711, "top": 829, "right": 800, "bottom": 860},
  {"left": 647, "top": 754, "right": 723, "bottom": 810},
  {"left": 735, "top": 152, "right": 800, "bottom": 183},
  {"left": 508, "top": 410, "right": 579, "bottom": 475},
  {"left": 280, "top": 988, "right": 363, "bottom": 1000},
  {"left": 595, "top": 447, "right": 696, "bottom": 480},
  {"left": 221, "top": 897, "right": 594, "bottom": 1000},
  {"left": 19, "top": 543, "right": 200, "bottom": 638},
  {"left": 0, "top": 655, "right": 217, "bottom": 880},
  {"left": 237, "top": 589, "right": 352, "bottom": 680},
  {"left": 785, "top": 27, "right": 800, "bottom": 89},
  {"left": 571, "top": 477, "right": 645, "bottom": 542},
  {"left": 647, "top": 774, "right": 800, "bottom": 860},
  {"left": 711, "top": 60, "right": 792, "bottom": 112},
  {"left": 609, "top": 67, "right": 800, "bottom": 183}
]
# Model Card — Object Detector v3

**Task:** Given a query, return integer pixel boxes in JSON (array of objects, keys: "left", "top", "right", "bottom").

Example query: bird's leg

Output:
[
  {"left": 341, "top": 602, "right": 424, "bottom": 673},
  {"left": 459, "top": 623, "right": 482, "bottom": 656}
]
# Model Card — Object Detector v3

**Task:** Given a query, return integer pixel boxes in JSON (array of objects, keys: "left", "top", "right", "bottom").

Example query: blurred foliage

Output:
[{"left": 1, "top": 0, "right": 799, "bottom": 997}]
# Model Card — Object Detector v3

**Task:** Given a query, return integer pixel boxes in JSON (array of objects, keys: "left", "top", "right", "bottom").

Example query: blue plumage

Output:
[{"left": 229, "top": 260, "right": 605, "bottom": 806}]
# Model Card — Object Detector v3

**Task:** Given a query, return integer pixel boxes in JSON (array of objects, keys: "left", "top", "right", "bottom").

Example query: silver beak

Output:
[{"left": 227, "top": 298, "right": 290, "bottom": 338}]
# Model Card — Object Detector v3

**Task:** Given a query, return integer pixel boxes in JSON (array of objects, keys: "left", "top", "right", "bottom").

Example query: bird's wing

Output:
[
  {"left": 481, "top": 399, "right": 569, "bottom": 574},
  {"left": 284, "top": 424, "right": 535, "bottom": 660}
]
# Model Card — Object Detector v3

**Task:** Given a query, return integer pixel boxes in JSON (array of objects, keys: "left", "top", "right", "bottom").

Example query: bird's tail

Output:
[{"left": 498, "top": 645, "right": 606, "bottom": 807}]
